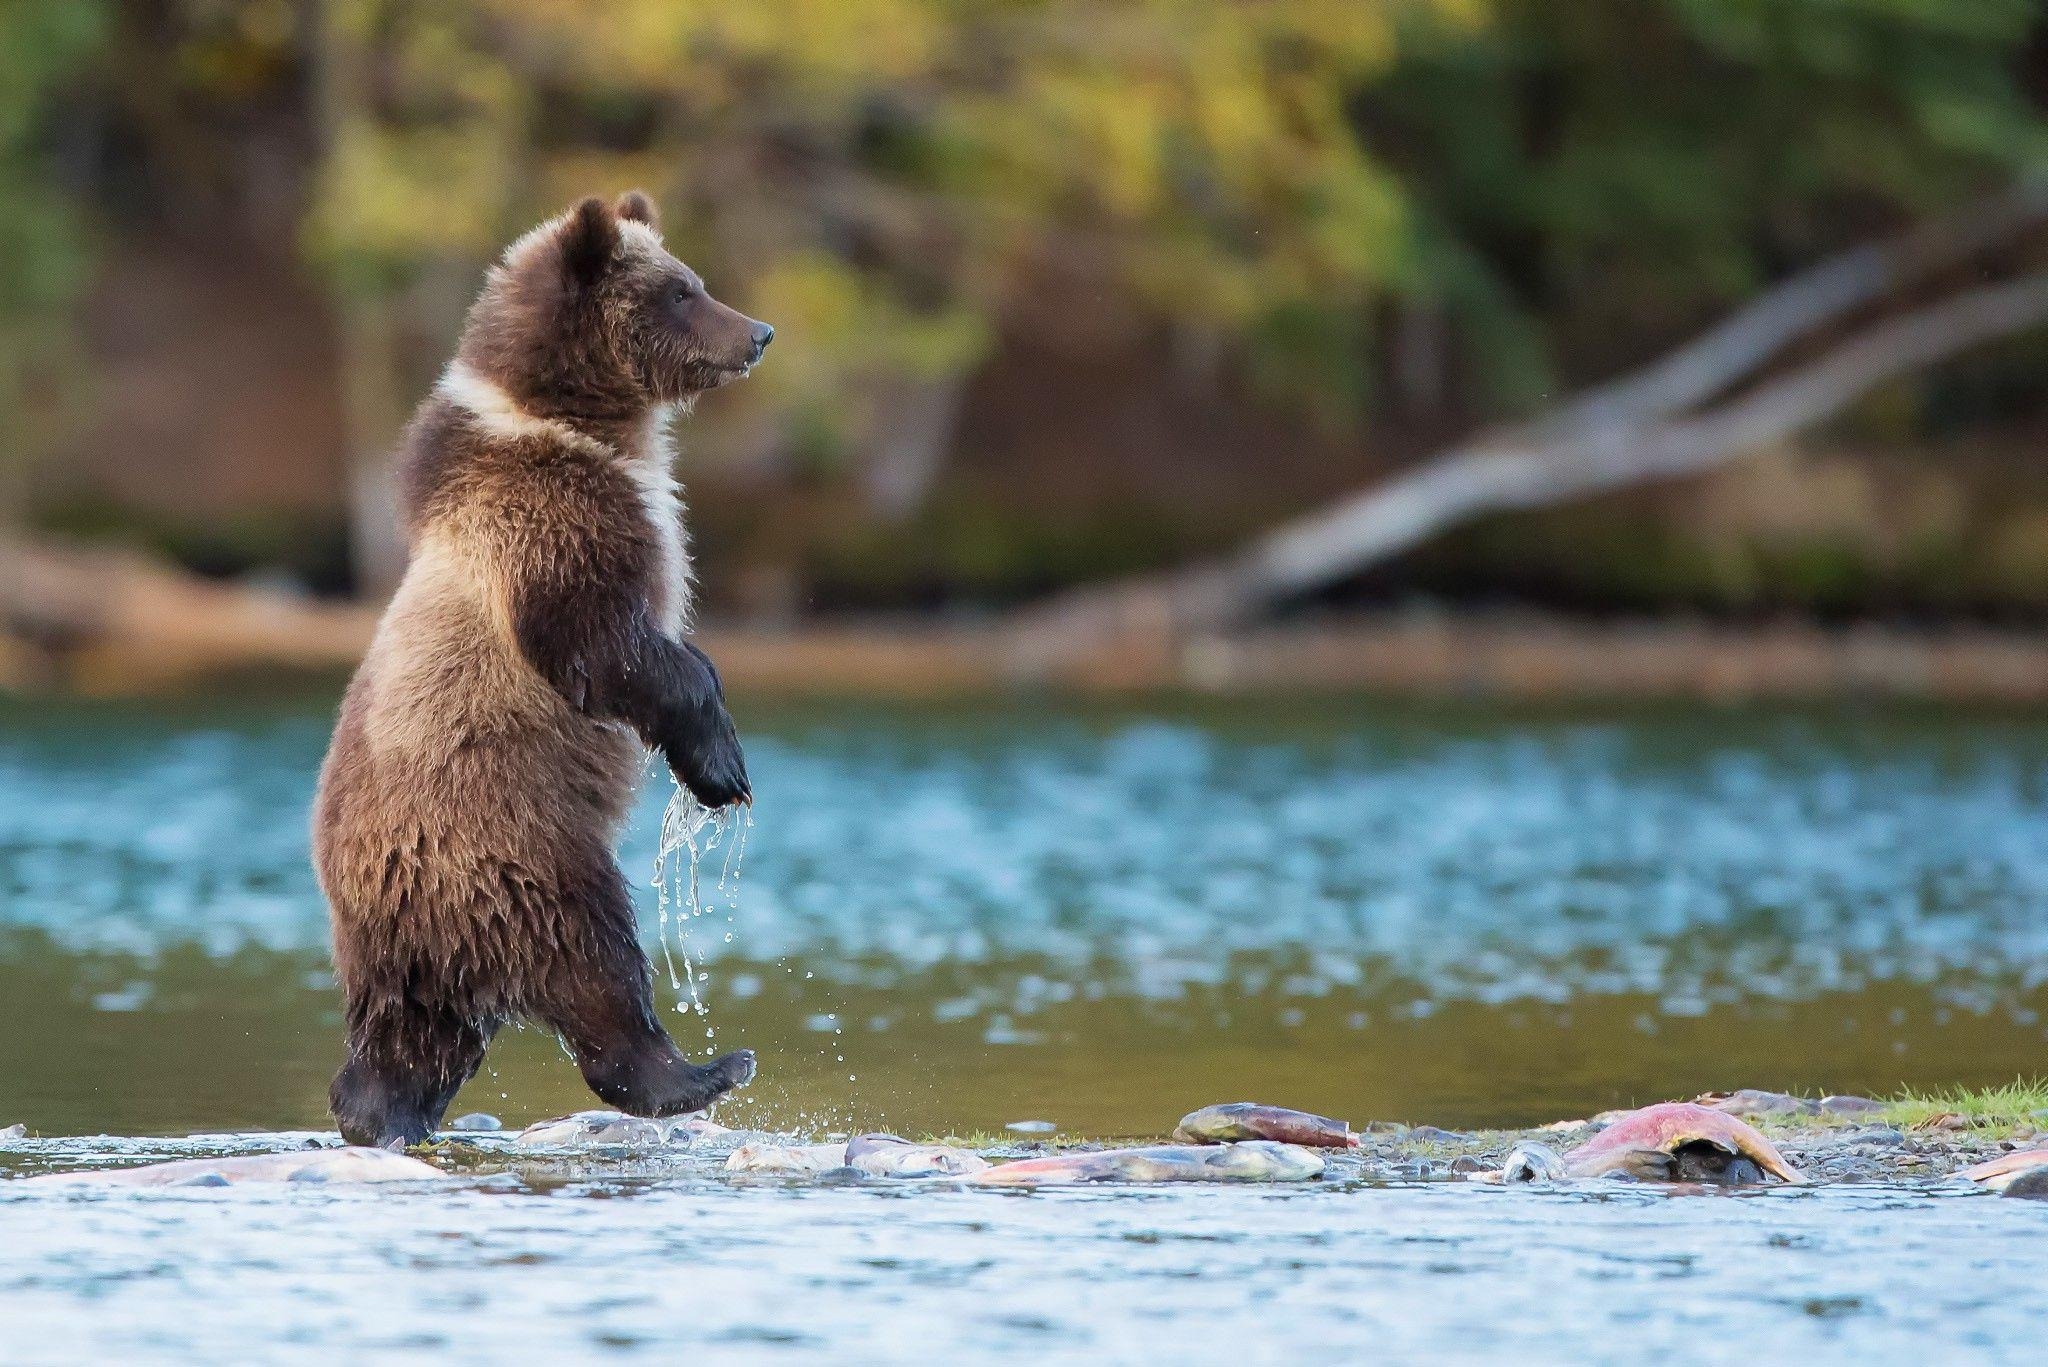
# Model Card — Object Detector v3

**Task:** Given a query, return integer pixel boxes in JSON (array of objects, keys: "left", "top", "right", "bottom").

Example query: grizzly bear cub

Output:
[{"left": 313, "top": 192, "right": 769, "bottom": 1147}]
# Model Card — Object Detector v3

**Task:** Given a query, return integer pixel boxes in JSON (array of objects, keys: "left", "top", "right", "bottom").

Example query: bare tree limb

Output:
[
  {"left": 1010, "top": 265, "right": 2048, "bottom": 659},
  {"left": 1240, "top": 271, "right": 2048, "bottom": 607},
  {"left": 1545, "top": 181, "right": 2048, "bottom": 434}
]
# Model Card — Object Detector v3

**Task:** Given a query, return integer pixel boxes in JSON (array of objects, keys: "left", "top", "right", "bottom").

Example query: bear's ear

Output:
[
  {"left": 614, "top": 190, "right": 659, "bottom": 230},
  {"left": 559, "top": 196, "right": 620, "bottom": 288}
]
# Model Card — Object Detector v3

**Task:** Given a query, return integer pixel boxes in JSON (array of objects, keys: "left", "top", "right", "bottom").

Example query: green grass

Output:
[{"left": 1879, "top": 1079, "right": 2048, "bottom": 1131}]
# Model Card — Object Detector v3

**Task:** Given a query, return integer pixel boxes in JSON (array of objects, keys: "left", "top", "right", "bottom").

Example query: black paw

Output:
[
  {"left": 665, "top": 717, "right": 751, "bottom": 809},
  {"left": 709, "top": 1048, "right": 758, "bottom": 1091},
  {"left": 671, "top": 1049, "right": 757, "bottom": 1113}
]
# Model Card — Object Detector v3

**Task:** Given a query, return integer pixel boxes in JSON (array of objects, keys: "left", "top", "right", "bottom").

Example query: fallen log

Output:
[
  {"left": 1012, "top": 187, "right": 2048, "bottom": 660},
  {"left": 0, "top": 537, "right": 376, "bottom": 692}
]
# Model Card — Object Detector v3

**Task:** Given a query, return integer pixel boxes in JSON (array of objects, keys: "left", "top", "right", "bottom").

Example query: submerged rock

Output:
[
  {"left": 514, "top": 1111, "right": 729, "bottom": 1149},
  {"left": 970, "top": 1141, "right": 1324, "bottom": 1186},
  {"left": 21, "top": 1146, "right": 446, "bottom": 1188},
  {"left": 1566, "top": 1103, "right": 1804, "bottom": 1185},
  {"left": 1960, "top": 1148, "right": 2048, "bottom": 1197},
  {"left": 1173, "top": 1103, "right": 1357, "bottom": 1149},
  {"left": 723, "top": 1142, "right": 848, "bottom": 1176},
  {"left": 448, "top": 1113, "right": 503, "bottom": 1132},
  {"left": 845, "top": 1134, "right": 989, "bottom": 1178},
  {"left": 1004, "top": 1120, "right": 1057, "bottom": 1135}
]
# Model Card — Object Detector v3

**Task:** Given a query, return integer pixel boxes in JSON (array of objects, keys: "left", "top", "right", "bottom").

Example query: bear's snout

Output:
[{"left": 748, "top": 322, "right": 774, "bottom": 363}]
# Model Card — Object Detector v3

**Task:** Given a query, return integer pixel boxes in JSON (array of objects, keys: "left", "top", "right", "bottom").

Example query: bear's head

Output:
[{"left": 460, "top": 191, "right": 773, "bottom": 419}]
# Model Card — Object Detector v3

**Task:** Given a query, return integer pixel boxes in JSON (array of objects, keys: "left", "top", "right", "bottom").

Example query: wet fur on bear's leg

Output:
[
  {"left": 330, "top": 1011, "right": 496, "bottom": 1148},
  {"left": 530, "top": 864, "right": 756, "bottom": 1116}
]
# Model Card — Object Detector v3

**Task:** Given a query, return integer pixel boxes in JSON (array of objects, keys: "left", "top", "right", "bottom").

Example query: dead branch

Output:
[
  {"left": 1010, "top": 192, "right": 2048, "bottom": 660},
  {"left": 1010, "top": 275, "right": 2048, "bottom": 655}
]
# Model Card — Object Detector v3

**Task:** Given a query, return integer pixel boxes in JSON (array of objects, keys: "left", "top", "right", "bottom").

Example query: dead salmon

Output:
[
  {"left": 845, "top": 1134, "right": 989, "bottom": 1178},
  {"left": 722, "top": 1142, "right": 848, "bottom": 1176},
  {"left": 514, "top": 1111, "right": 730, "bottom": 1149},
  {"left": 1961, "top": 1148, "right": 2048, "bottom": 1196},
  {"left": 1172, "top": 1103, "right": 1357, "bottom": 1149},
  {"left": 969, "top": 1141, "right": 1325, "bottom": 1186},
  {"left": 1566, "top": 1102, "right": 1804, "bottom": 1184}
]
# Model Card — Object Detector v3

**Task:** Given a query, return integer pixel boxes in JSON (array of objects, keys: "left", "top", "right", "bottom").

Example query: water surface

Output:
[
  {"left": 4, "top": 694, "right": 2045, "bottom": 1136},
  {"left": 4, "top": 693, "right": 2048, "bottom": 1361}
]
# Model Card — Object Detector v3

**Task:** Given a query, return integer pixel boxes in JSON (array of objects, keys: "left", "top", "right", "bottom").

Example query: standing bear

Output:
[{"left": 313, "top": 192, "right": 768, "bottom": 1147}]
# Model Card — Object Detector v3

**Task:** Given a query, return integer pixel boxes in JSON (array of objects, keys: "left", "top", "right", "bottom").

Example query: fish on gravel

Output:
[
  {"left": 1565, "top": 1102, "right": 1804, "bottom": 1184},
  {"left": 1482, "top": 1141, "right": 1569, "bottom": 1184},
  {"left": 21, "top": 1146, "right": 446, "bottom": 1187},
  {"left": 1960, "top": 1148, "right": 2048, "bottom": 1197},
  {"left": 722, "top": 1142, "right": 850, "bottom": 1176},
  {"left": 844, "top": 1134, "right": 989, "bottom": 1178},
  {"left": 1173, "top": 1104, "right": 1358, "bottom": 1149},
  {"left": 514, "top": 1111, "right": 730, "bottom": 1149},
  {"left": 969, "top": 1141, "right": 1324, "bottom": 1186}
]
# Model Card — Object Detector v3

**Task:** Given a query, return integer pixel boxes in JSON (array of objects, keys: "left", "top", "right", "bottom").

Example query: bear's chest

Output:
[{"left": 626, "top": 438, "right": 690, "bottom": 639}]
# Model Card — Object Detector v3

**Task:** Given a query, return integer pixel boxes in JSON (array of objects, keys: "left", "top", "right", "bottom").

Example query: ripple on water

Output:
[{"left": 0, "top": 1142, "right": 2043, "bottom": 1362}]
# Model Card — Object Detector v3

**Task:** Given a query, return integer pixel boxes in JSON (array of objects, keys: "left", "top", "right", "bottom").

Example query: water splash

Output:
[{"left": 652, "top": 785, "right": 752, "bottom": 1052}]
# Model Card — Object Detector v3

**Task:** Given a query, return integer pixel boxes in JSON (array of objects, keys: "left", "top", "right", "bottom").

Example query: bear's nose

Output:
[{"left": 749, "top": 322, "right": 774, "bottom": 359}]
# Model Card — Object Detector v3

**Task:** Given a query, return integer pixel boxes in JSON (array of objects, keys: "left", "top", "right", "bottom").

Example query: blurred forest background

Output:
[{"left": 7, "top": 0, "right": 2048, "bottom": 685}]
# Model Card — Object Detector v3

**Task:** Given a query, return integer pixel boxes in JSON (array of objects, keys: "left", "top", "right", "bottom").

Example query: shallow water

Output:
[
  {"left": 4, "top": 694, "right": 2047, "bottom": 1136},
  {"left": 3, "top": 693, "right": 2048, "bottom": 1359},
  {"left": 1, "top": 1132, "right": 2042, "bottom": 1362}
]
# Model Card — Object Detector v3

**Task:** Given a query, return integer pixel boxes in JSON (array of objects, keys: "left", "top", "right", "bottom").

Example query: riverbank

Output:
[{"left": 8, "top": 537, "right": 2048, "bottom": 700}]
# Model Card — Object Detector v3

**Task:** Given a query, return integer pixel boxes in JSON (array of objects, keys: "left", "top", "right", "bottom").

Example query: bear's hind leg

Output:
[
  {"left": 532, "top": 867, "right": 756, "bottom": 1117},
  {"left": 330, "top": 1010, "right": 495, "bottom": 1148}
]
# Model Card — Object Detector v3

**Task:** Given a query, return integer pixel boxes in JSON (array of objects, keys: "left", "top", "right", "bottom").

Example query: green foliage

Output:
[
  {"left": 0, "top": 0, "right": 110, "bottom": 492},
  {"left": 7, "top": 0, "right": 2048, "bottom": 551},
  {"left": 1883, "top": 1078, "right": 2048, "bottom": 1133},
  {"left": 303, "top": 0, "right": 1471, "bottom": 459},
  {"left": 1368, "top": 0, "right": 2048, "bottom": 410}
]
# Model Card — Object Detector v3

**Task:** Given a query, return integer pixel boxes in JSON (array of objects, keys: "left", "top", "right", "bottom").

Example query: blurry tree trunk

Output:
[
  {"left": 860, "top": 374, "right": 967, "bottom": 521},
  {"left": 1013, "top": 188, "right": 2048, "bottom": 659},
  {"left": 331, "top": 298, "right": 410, "bottom": 600},
  {"left": 310, "top": 0, "right": 409, "bottom": 601}
]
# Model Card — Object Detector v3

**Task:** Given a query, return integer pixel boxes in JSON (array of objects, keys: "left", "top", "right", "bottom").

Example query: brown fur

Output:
[{"left": 313, "top": 194, "right": 772, "bottom": 1146}]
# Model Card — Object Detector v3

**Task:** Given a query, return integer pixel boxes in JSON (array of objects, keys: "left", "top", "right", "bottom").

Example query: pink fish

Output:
[
  {"left": 969, "top": 1141, "right": 1325, "bottom": 1186},
  {"left": 1960, "top": 1148, "right": 2048, "bottom": 1193},
  {"left": 1172, "top": 1103, "right": 1358, "bottom": 1149},
  {"left": 1566, "top": 1102, "right": 1805, "bottom": 1184}
]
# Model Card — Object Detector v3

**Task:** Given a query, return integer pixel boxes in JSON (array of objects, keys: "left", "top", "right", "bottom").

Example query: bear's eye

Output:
[{"left": 672, "top": 281, "right": 698, "bottom": 305}]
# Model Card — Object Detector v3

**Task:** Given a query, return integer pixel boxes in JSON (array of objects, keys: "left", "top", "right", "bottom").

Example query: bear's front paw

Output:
[{"left": 664, "top": 717, "right": 751, "bottom": 809}]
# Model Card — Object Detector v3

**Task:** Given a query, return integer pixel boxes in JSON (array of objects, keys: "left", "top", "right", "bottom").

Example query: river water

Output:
[{"left": 1, "top": 694, "right": 2045, "bottom": 1360}]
